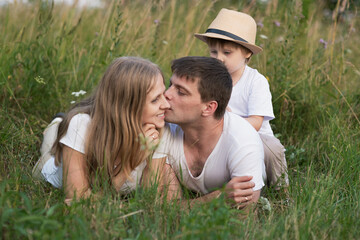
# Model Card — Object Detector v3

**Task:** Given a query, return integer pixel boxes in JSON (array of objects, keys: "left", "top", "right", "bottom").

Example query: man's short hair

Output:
[{"left": 171, "top": 56, "right": 232, "bottom": 119}]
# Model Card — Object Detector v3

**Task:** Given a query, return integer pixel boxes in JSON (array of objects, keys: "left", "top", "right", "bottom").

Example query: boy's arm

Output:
[{"left": 244, "top": 115, "right": 264, "bottom": 131}]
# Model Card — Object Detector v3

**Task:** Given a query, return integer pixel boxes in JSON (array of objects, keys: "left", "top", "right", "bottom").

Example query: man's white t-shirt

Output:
[
  {"left": 41, "top": 113, "right": 146, "bottom": 193},
  {"left": 153, "top": 112, "right": 265, "bottom": 194},
  {"left": 228, "top": 65, "right": 275, "bottom": 136}
]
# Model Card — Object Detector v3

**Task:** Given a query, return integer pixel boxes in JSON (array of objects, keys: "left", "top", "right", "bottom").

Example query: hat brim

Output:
[{"left": 194, "top": 32, "right": 263, "bottom": 55}]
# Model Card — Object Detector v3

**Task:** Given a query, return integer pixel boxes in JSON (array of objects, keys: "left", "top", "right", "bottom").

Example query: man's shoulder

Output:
[
  {"left": 154, "top": 122, "right": 184, "bottom": 159},
  {"left": 161, "top": 122, "right": 184, "bottom": 144},
  {"left": 225, "top": 112, "right": 252, "bottom": 128},
  {"left": 164, "top": 122, "right": 183, "bottom": 134},
  {"left": 223, "top": 112, "right": 261, "bottom": 142}
]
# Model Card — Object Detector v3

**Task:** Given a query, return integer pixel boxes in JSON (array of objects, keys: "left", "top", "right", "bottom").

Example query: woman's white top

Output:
[{"left": 41, "top": 113, "right": 146, "bottom": 193}]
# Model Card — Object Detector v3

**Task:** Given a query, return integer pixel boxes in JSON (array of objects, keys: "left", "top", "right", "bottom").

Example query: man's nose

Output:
[{"left": 164, "top": 87, "right": 172, "bottom": 100}]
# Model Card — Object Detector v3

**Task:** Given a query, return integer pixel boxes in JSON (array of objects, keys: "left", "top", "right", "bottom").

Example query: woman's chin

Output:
[{"left": 155, "top": 121, "right": 165, "bottom": 129}]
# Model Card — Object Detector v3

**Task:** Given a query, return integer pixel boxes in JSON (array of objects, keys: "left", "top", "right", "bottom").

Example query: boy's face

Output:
[{"left": 208, "top": 42, "right": 251, "bottom": 83}]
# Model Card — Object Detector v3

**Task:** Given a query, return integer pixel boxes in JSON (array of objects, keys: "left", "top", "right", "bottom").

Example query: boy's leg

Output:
[
  {"left": 32, "top": 117, "right": 63, "bottom": 180},
  {"left": 259, "top": 133, "right": 289, "bottom": 189}
]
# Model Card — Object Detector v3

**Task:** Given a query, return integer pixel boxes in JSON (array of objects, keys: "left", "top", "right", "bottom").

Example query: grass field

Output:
[{"left": 1, "top": 0, "right": 359, "bottom": 239}]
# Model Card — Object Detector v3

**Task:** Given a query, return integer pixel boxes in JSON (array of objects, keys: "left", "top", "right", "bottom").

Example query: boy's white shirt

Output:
[{"left": 228, "top": 65, "right": 275, "bottom": 136}]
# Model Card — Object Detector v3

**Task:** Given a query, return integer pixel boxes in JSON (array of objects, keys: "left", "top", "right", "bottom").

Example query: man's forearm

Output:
[
  {"left": 188, "top": 188, "right": 260, "bottom": 209},
  {"left": 189, "top": 190, "right": 222, "bottom": 208}
]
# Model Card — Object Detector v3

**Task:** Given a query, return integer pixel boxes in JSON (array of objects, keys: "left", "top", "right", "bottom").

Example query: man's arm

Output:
[
  {"left": 189, "top": 176, "right": 259, "bottom": 208},
  {"left": 143, "top": 158, "right": 182, "bottom": 201}
]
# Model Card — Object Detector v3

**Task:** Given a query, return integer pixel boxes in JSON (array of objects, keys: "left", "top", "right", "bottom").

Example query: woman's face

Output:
[{"left": 141, "top": 74, "right": 170, "bottom": 129}]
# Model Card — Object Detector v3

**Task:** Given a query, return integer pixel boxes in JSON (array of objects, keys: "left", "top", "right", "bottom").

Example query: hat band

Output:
[{"left": 205, "top": 28, "right": 248, "bottom": 43}]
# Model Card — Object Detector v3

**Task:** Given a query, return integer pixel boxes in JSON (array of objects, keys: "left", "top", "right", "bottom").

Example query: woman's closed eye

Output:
[{"left": 151, "top": 96, "right": 160, "bottom": 103}]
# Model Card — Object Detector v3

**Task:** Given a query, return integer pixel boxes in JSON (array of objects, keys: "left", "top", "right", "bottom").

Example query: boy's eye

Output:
[
  {"left": 224, "top": 51, "right": 231, "bottom": 55},
  {"left": 210, "top": 50, "right": 217, "bottom": 54}
]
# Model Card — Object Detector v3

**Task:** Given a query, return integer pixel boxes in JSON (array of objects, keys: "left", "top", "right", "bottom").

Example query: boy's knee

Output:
[{"left": 259, "top": 134, "right": 289, "bottom": 188}]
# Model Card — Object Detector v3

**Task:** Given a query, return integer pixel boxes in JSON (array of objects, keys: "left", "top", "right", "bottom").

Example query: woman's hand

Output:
[{"left": 142, "top": 123, "right": 160, "bottom": 150}]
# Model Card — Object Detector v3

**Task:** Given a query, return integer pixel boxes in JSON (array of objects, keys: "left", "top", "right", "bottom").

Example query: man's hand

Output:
[
  {"left": 188, "top": 176, "right": 261, "bottom": 209},
  {"left": 225, "top": 176, "right": 256, "bottom": 207}
]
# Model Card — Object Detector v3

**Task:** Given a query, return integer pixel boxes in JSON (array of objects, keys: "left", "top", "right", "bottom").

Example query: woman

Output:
[{"left": 32, "top": 56, "right": 170, "bottom": 203}]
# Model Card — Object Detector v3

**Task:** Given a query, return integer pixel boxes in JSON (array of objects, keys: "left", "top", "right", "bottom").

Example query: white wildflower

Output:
[
  {"left": 259, "top": 34, "right": 268, "bottom": 39},
  {"left": 259, "top": 197, "right": 272, "bottom": 212},
  {"left": 34, "top": 76, "right": 45, "bottom": 84},
  {"left": 71, "top": 90, "right": 87, "bottom": 97}
]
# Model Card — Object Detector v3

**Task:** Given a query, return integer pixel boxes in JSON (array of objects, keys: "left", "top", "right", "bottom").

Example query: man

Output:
[{"left": 152, "top": 56, "right": 265, "bottom": 207}]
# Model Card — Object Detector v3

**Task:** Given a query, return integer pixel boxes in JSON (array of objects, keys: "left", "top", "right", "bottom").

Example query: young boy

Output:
[{"left": 195, "top": 8, "right": 289, "bottom": 189}]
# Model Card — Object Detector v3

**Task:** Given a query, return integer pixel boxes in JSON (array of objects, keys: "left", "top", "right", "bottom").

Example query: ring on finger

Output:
[
  {"left": 152, "top": 134, "right": 156, "bottom": 139},
  {"left": 245, "top": 197, "right": 248, "bottom": 201}
]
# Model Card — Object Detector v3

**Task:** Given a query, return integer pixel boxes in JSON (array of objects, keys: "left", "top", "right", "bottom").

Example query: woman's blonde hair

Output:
[{"left": 53, "top": 56, "right": 163, "bottom": 187}]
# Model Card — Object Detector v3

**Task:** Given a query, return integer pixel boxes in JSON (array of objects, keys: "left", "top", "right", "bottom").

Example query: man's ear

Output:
[{"left": 201, "top": 101, "right": 218, "bottom": 117}]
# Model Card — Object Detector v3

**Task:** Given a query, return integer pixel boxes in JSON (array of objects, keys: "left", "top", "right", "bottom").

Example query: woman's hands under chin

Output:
[{"left": 142, "top": 123, "right": 160, "bottom": 151}]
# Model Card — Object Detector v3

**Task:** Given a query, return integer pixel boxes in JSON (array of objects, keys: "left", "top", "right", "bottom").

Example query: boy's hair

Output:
[
  {"left": 206, "top": 37, "right": 252, "bottom": 63},
  {"left": 171, "top": 56, "right": 232, "bottom": 119}
]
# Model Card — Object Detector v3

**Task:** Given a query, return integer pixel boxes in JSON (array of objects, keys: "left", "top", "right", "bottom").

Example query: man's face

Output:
[{"left": 164, "top": 75, "right": 205, "bottom": 125}]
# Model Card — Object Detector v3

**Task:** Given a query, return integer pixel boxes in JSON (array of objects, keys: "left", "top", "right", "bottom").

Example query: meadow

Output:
[{"left": 1, "top": 0, "right": 359, "bottom": 239}]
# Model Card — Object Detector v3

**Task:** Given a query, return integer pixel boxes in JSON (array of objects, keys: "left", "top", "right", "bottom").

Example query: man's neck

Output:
[
  {"left": 180, "top": 116, "right": 224, "bottom": 177},
  {"left": 182, "top": 117, "right": 224, "bottom": 149}
]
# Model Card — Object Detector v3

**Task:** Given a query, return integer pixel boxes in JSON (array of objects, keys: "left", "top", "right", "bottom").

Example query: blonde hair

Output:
[{"left": 53, "top": 56, "right": 163, "bottom": 187}]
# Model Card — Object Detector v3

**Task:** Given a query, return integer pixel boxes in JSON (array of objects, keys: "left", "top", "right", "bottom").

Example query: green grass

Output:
[{"left": 1, "top": 0, "right": 359, "bottom": 239}]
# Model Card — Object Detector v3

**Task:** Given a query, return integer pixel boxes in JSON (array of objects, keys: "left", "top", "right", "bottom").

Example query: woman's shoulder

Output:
[
  {"left": 68, "top": 113, "right": 91, "bottom": 128},
  {"left": 66, "top": 113, "right": 91, "bottom": 137},
  {"left": 60, "top": 113, "right": 91, "bottom": 153},
  {"left": 70, "top": 113, "right": 91, "bottom": 122}
]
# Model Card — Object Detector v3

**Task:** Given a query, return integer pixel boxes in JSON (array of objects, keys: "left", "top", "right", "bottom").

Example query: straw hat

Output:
[{"left": 195, "top": 8, "right": 262, "bottom": 54}]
